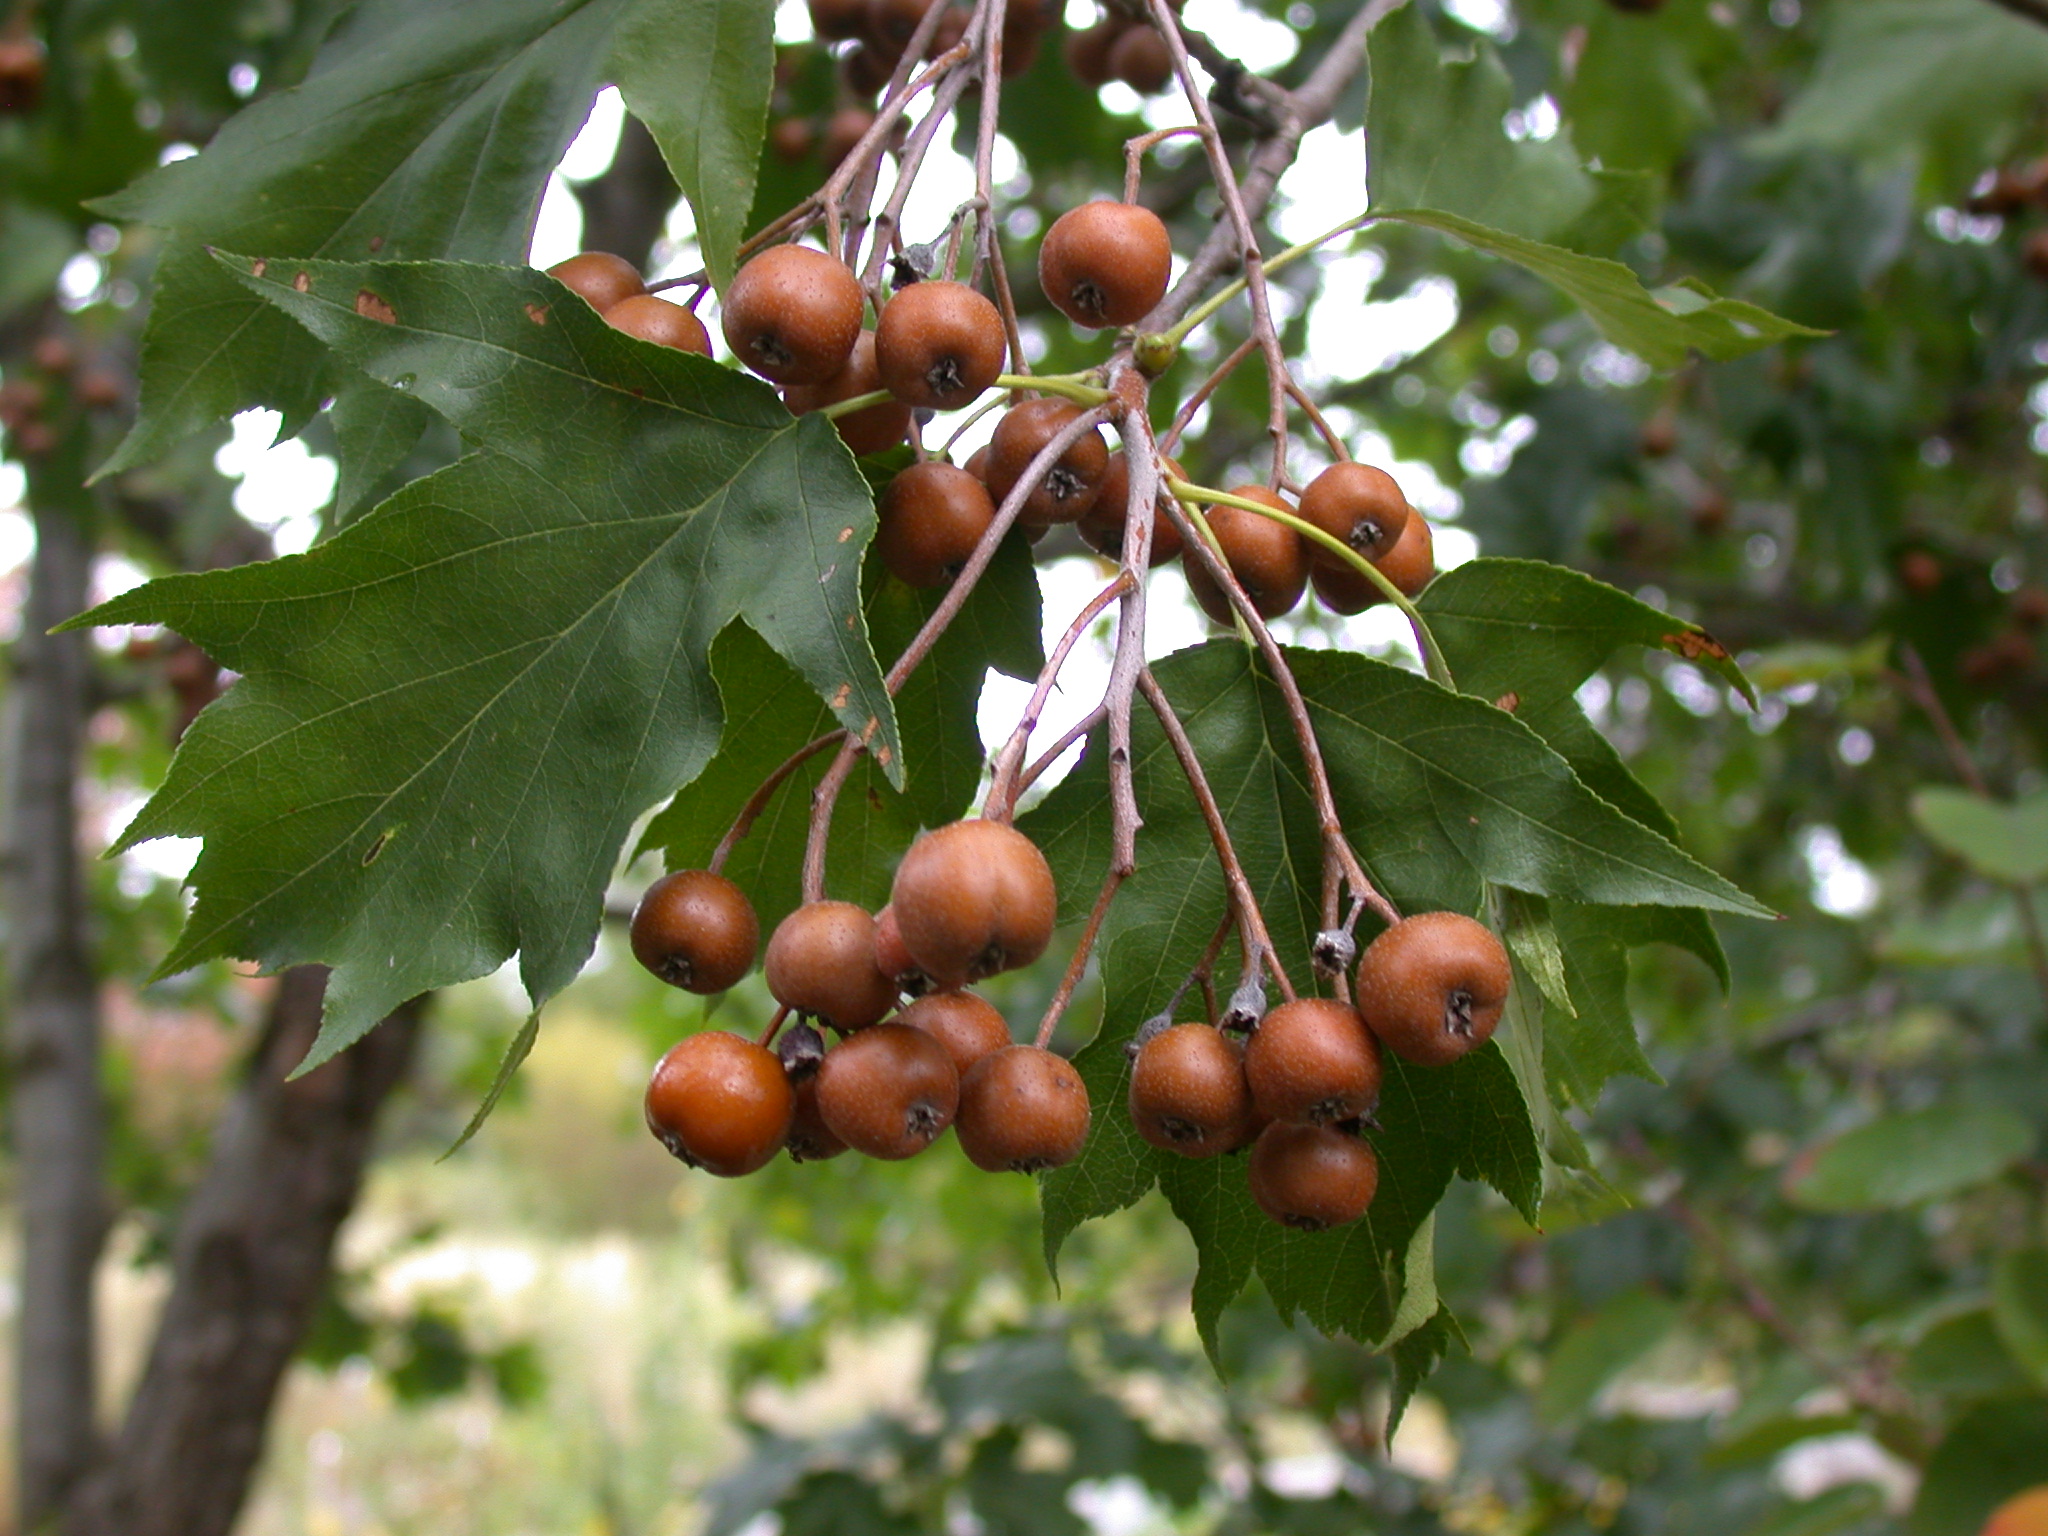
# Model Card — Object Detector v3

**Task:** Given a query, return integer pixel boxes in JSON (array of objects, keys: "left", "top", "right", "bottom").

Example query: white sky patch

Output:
[
  {"left": 560, "top": 87, "right": 625, "bottom": 182},
  {"left": 105, "top": 785, "right": 202, "bottom": 889},
  {"left": 530, "top": 173, "right": 586, "bottom": 270},
  {"left": 1442, "top": 0, "right": 1513, "bottom": 35},
  {"left": 1800, "top": 825, "right": 1880, "bottom": 918},
  {"left": 214, "top": 409, "right": 337, "bottom": 556},
  {"left": 1182, "top": 0, "right": 1299, "bottom": 71},
  {"left": 1273, "top": 126, "right": 1366, "bottom": 246}
]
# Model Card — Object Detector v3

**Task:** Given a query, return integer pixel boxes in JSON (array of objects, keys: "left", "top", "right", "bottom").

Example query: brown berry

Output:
[
  {"left": 604, "top": 294, "right": 712, "bottom": 355},
  {"left": 1128, "top": 1024, "right": 1255, "bottom": 1157},
  {"left": 985, "top": 397, "right": 1111, "bottom": 525},
  {"left": 1184, "top": 487, "right": 1309, "bottom": 623},
  {"left": 899, "top": 990, "right": 1013, "bottom": 1077},
  {"left": 2026, "top": 228, "right": 2048, "bottom": 283},
  {"left": 2011, "top": 586, "right": 2048, "bottom": 631},
  {"left": 722, "top": 245, "right": 865, "bottom": 386},
  {"left": 76, "top": 370, "right": 124, "bottom": 411},
  {"left": 764, "top": 901, "right": 902, "bottom": 1029},
  {"left": 963, "top": 445, "right": 990, "bottom": 483},
  {"left": 1064, "top": 19, "right": 1129, "bottom": 87},
  {"left": 1247, "top": 1123, "right": 1379, "bottom": 1230},
  {"left": 1107, "top": 25, "right": 1173, "bottom": 93},
  {"left": 1897, "top": 548, "right": 1943, "bottom": 595},
  {"left": 786, "top": 1079, "right": 849, "bottom": 1162},
  {"left": 872, "top": 903, "right": 924, "bottom": 989},
  {"left": 0, "top": 38, "right": 46, "bottom": 115},
  {"left": 1310, "top": 512, "right": 1434, "bottom": 615},
  {"left": 926, "top": 6, "right": 970, "bottom": 57},
  {"left": 33, "top": 335, "right": 73, "bottom": 376},
  {"left": 784, "top": 331, "right": 913, "bottom": 457},
  {"left": 1243, "top": 998, "right": 1381, "bottom": 1126},
  {"left": 889, "top": 819, "right": 1058, "bottom": 990},
  {"left": 1297, "top": 462, "right": 1411, "bottom": 566},
  {"left": 810, "top": 0, "right": 870, "bottom": 39},
  {"left": 819, "top": 106, "right": 877, "bottom": 170},
  {"left": 877, "top": 461, "right": 996, "bottom": 588},
  {"left": 631, "top": 870, "right": 759, "bottom": 993},
  {"left": 1355, "top": 911, "right": 1511, "bottom": 1067},
  {"left": 875, "top": 280, "right": 1007, "bottom": 409},
  {"left": 956, "top": 1045, "right": 1091, "bottom": 1172},
  {"left": 645, "top": 1032, "right": 794, "bottom": 1177},
  {"left": 1039, "top": 201, "right": 1173, "bottom": 329},
  {"left": 815, "top": 1021, "right": 959, "bottom": 1158},
  {"left": 842, "top": 45, "right": 897, "bottom": 98},
  {"left": 1639, "top": 410, "right": 1678, "bottom": 458},
  {"left": 770, "top": 117, "right": 815, "bottom": 163},
  {"left": 548, "top": 251, "right": 645, "bottom": 313},
  {"left": 1076, "top": 451, "right": 1184, "bottom": 565},
  {"left": 866, "top": 0, "right": 939, "bottom": 50}
]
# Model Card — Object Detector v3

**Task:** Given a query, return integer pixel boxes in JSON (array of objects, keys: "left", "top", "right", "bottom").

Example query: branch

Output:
[{"left": 1985, "top": 0, "right": 2048, "bottom": 25}]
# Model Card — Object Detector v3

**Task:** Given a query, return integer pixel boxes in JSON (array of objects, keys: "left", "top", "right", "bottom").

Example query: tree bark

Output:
[
  {"left": 63, "top": 969, "right": 423, "bottom": 1536},
  {"left": 5, "top": 500, "right": 108, "bottom": 1533}
]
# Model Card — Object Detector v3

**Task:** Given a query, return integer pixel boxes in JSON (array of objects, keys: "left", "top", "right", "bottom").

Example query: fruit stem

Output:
[
  {"left": 993, "top": 373, "right": 1112, "bottom": 406},
  {"left": 756, "top": 1003, "right": 790, "bottom": 1049},
  {"left": 986, "top": 571, "right": 1135, "bottom": 821},
  {"left": 1138, "top": 669, "right": 1297, "bottom": 1003},
  {"left": 1015, "top": 702, "right": 1106, "bottom": 798},
  {"left": 709, "top": 729, "right": 846, "bottom": 874},
  {"left": 1168, "top": 477, "right": 1453, "bottom": 690},
  {"left": 936, "top": 389, "right": 1009, "bottom": 457},
  {"left": 1033, "top": 865, "right": 1126, "bottom": 1049},
  {"left": 819, "top": 388, "right": 894, "bottom": 420},
  {"left": 1123, "top": 125, "right": 1207, "bottom": 204}
]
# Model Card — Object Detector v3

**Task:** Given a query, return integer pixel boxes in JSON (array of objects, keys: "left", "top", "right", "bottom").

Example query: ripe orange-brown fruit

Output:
[
  {"left": 872, "top": 903, "right": 923, "bottom": 989},
  {"left": 604, "top": 295, "right": 712, "bottom": 355},
  {"left": 645, "top": 1032, "right": 794, "bottom": 1177},
  {"left": 815, "top": 1022, "right": 959, "bottom": 1158},
  {"left": 875, "top": 279, "right": 1007, "bottom": 409},
  {"left": 1297, "top": 461, "right": 1410, "bottom": 565},
  {"left": 1311, "top": 512, "right": 1435, "bottom": 615},
  {"left": 1183, "top": 487, "right": 1309, "bottom": 623},
  {"left": 1039, "top": 201, "right": 1173, "bottom": 329},
  {"left": 1064, "top": 18, "right": 1129, "bottom": 86},
  {"left": 956, "top": 1045, "right": 1091, "bottom": 1171},
  {"left": 1243, "top": 998, "right": 1382, "bottom": 1126},
  {"left": 764, "top": 901, "right": 902, "bottom": 1029},
  {"left": 1108, "top": 25, "right": 1173, "bottom": 92},
  {"left": 984, "top": 397, "right": 1111, "bottom": 525},
  {"left": 631, "top": 870, "right": 759, "bottom": 993},
  {"left": 1981, "top": 1486, "right": 2048, "bottom": 1536},
  {"left": 819, "top": 106, "right": 877, "bottom": 170},
  {"left": 785, "top": 1080, "right": 849, "bottom": 1162},
  {"left": 1128, "top": 1023, "right": 1254, "bottom": 1157},
  {"left": 1247, "top": 1123, "right": 1379, "bottom": 1229},
  {"left": 890, "top": 819, "right": 1057, "bottom": 990},
  {"left": 809, "top": 0, "right": 869, "bottom": 39},
  {"left": 1075, "top": 450, "right": 1185, "bottom": 565},
  {"left": 721, "top": 245, "right": 865, "bottom": 386},
  {"left": 783, "top": 330, "right": 914, "bottom": 458},
  {"left": 548, "top": 251, "right": 644, "bottom": 313},
  {"left": 877, "top": 460, "right": 996, "bottom": 588},
  {"left": 1355, "top": 911, "right": 1511, "bottom": 1066},
  {"left": 899, "top": 990, "right": 1013, "bottom": 1077},
  {"left": 866, "top": 0, "right": 939, "bottom": 50}
]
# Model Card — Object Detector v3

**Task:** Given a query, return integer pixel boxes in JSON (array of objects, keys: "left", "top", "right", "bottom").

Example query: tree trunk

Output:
[
  {"left": 5, "top": 501, "right": 108, "bottom": 1533},
  {"left": 62, "top": 968, "right": 422, "bottom": 1536}
]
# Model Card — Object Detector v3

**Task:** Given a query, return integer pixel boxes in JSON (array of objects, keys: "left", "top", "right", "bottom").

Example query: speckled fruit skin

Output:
[
  {"left": 984, "top": 397, "right": 1111, "bottom": 526},
  {"left": 877, "top": 461, "right": 996, "bottom": 588},
  {"left": 548, "top": 251, "right": 644, "bottom": 312},
  {"left": 1075, "top": 451, "right": 1184, "bottom": 565},
  {"left": 1128, "top": 1024, "right": 1255, "bottom": 1157},
  {"left": 1107, "top": 24, "right": 1173, "bottom": 93},
  {"left": 1310, "top": 513, "right": 1435, "bottom": 615},
  {"left": 721, "top": 245, "right": 864, "bottom": 386},
  {"left": 815, "top": 1022, "right": 959, "bottom": 1159},
  {"left": 889, "top": 819, "right": 1058, "bottom": 991},
  {"left": 783, "top": 331, "right": 913, "bottom": 457},
  {"left": 1355, "top": 911, "right": 1511, "bottom": 1067},
  {"left": 1064, "top": 18, "right": 1127, "bottom": 86},
  {"left": 956, "top": 1045, "right": 1091, "bottom": 1172},
  {"left": 875, "top": 280, "right": 1006, "bottom": 409},
  {"left": 764, "top": 901, "right": 902, "bottom": 1029},
  {"left": 1298, "top": 462, "right": 1410, "bottom": 565},
  {"left": 1247, "top": 1122, "right": 1379, "bottom": 1230},
  {"left": 630, "top": 870, "right": 758, "bottom": 994},
  {"left": 872, "top": 903, "right": 921, "bottom": 988},
  {"left": 1981, "top": 1486, "right": 2048, "bottom": 1536},
  {"left": 785, "top": 1080, "right": 848, "bottom": 1162},
  {"left": 1243, "top": 998, "right": 1382, "bottom": 1126},
  {"left": 644, "top": 1032, "right": 794, "bottom": 1177},
  {"left": 1038, "top": 201, "right": 1173, "bottom": 329},
  {"left": 1184, "top": 487, "right": 1309, "bottom": 623},
  {"left": 899, "top": 991, "right": 1013, "bottom": 1077},
  {"left": 604, "top": 295, "right": 712, "bottom": 355}
]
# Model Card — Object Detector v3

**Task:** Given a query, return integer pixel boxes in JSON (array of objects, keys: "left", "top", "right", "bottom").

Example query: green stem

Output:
[
  {"left": 1169, "top": 476, "right": 1453, "bottom": 688},
  {"left": 993, "top": 372, "right": 1111, "bottom": 405},
  {"left": 1157, "top": 211, "right": 1378, "bottom": 348},
  {"left": 820, "top": 389, "right": 892, "bottom": 420}
]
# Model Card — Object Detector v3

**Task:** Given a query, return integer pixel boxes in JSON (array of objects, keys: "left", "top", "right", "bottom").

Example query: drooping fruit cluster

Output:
[
  {"left": 635, "top": 820, "right": 1090, "bottom": 1180},
  {"left": 1063, "top": 5, "right": 1179, "bottom": 95},
  {"left": 1123, "top": 913, "right": 1510, "bottom": 1231}
]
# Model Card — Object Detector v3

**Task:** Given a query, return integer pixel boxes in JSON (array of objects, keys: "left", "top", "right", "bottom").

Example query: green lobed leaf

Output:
[
  {"left": 609, "top": 0, "right": 773, "bottom": 292},
  {"left": 1784, "top": 1103, "right": 2034, "bottom": 1212},
  {"left": 94, "top": 0, "right": 675, "bottom": 474},
  {"left": 1376, "top": 209, "right": 1826, "bottom": 371},
  {"left": 1911, "top": 787, "right": 2048, "bottom": 886},
  {"left": 1994, "top": 1248, "right": 2048, "bottom": 1389},
  {"left": 69, "top": 256, "right": 897, "bottom": 1067},
  {"left": 1365, "top": 5, "right": 1592, "bottom": 242},
  {"left": 1388, "top": 1306, "right": 1463, "bottom": 1438},
  {"left": 327, "top": 376, "right": 434, "bottom": 527}
]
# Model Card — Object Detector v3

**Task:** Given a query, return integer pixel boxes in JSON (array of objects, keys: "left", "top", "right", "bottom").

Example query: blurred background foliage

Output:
[{"left": 4, "top": 0, "right": 2048, "bottom": 1532}]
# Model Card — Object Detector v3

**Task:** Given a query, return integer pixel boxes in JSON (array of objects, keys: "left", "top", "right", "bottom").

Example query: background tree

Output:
[{"left": 2, "top": 2, "right": 2046, "bottom": 1534}]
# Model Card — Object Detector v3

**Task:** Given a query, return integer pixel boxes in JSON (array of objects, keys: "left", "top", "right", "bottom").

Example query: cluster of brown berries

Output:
[
  {"left": 1062, "top": 4, "right": 1178, "bottom": 96},
  {"left": 0, "top": 332, "right": 128, "bottom": 457},
  {"left": 635, "top": 820, "right": 1091, "bottom": 1179},
  {"left": 805, "top": 0, "right": 1054, "bottom": 105},
  {"left": 548, "top": 251, "right": 714, "bottom": 354},
  {"left": 1128, "top": 912, "right": 1511, "bottom": 1230}
]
